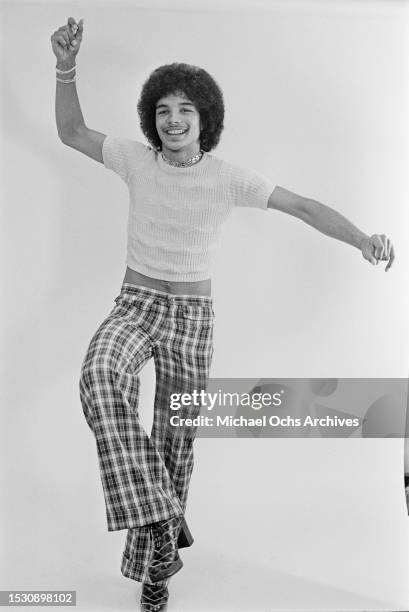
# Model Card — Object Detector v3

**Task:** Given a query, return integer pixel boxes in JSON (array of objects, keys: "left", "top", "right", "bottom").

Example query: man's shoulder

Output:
[
  {"left": 104, "top": 135, "right": 155, "bottom": 159},
  {"left": 204, "top": 152, "right": 231, "bottom": 176}
]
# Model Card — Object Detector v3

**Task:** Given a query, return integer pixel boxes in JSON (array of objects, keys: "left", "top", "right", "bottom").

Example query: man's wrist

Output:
[
  {"left": 56, "top": 60, "right": 77, "bottom": 72},
  {"left": 356, "top": 233, "right": 370, "bottom": 250}
]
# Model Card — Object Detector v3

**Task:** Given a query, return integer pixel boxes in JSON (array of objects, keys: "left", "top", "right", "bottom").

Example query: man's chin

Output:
[{"left": 163, "top": 144, "right": 188, "bottom": 154}]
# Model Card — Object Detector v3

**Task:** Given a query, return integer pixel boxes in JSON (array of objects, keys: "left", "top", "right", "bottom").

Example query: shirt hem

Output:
[{"left": 127, "top": 259, "right": 212, "bottom": 283}]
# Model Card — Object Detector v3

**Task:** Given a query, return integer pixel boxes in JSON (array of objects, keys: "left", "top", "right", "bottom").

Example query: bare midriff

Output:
[{"left": 123, "top": 266, "right": 211, "bottom": 296}]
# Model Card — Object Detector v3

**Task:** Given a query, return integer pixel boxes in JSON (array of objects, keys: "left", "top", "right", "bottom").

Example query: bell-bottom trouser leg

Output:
[{"left": 79, "top": 284, "right": 214, "bottom": 583}]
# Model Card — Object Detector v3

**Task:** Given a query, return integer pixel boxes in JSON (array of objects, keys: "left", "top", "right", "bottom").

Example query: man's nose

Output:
[{"left": 168, "top": 111, "right": 182, "bottom": 123}]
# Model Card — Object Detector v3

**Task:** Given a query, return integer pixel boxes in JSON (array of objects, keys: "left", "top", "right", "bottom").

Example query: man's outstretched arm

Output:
[{"left": 267, "top": 186, "right": 395, "bottom": 271}]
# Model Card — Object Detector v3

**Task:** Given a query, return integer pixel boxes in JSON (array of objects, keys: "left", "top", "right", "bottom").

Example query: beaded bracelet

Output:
[
  {"left": 56, "top": 65, "right": 76, "bottom": 75},
  {"left": 56, "top": 75, "right": 77, "bottom": 84}
]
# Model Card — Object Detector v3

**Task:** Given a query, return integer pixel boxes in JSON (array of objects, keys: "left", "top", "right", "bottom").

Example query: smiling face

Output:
[{"left": 155, "top": 91, "right": 201, "bottom": 159}]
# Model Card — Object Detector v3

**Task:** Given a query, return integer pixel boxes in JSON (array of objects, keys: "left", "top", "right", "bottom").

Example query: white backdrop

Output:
[{"left": 2, "top": 1, "right": 409, "bottom": 611}]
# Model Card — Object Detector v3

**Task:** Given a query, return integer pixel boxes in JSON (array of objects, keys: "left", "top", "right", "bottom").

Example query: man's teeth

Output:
[{"left": 166, "top": 129, "right": 187, "bottom": 135}]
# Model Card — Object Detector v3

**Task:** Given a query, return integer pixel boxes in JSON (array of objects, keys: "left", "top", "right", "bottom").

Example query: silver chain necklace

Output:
[{"left": 161, "top": 149, "right": 204, "bottom": 167}]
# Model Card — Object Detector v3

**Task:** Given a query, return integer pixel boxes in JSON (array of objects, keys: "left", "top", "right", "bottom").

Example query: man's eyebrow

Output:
[{"left": 156, "top": 101, "right": 195, "bottom": 109}]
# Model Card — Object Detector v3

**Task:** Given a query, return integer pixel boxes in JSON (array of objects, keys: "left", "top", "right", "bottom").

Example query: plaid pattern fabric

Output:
[{"left": 79, "top": 282, "right": 214, "bottom": 582}]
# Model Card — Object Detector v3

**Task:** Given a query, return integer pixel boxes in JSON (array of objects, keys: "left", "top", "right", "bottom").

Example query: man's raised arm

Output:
[{"left": 51, "top": 17, "right": 106, "bottom": 162}]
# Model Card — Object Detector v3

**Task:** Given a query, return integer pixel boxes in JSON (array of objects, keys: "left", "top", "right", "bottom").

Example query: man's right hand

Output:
[{"left": 51, "top": 17, "right": 84, "bottom": 67}]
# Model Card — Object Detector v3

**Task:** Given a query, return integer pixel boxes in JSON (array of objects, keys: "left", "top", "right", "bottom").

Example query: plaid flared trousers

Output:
[{"left": 79, "top": 282, "right": 214, "bottom": 582}]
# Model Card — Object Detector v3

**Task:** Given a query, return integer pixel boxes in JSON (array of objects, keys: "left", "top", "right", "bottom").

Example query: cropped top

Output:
[{"left": 102, "top": 136, "right": 276, "bottom": 281}]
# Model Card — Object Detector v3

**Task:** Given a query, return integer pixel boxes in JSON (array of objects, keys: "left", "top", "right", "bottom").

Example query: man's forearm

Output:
[
  {"left": 55, "top": 60, "right": 85, "bottom": 141},
  {"left": 303, "top": 198, "right": 369, "bottom": 250}
]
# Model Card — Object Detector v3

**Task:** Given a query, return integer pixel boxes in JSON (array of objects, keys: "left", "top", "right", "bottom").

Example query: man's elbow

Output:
[
  {"left": 57, "top": 124, "right": 85, "bottom": 147},
  {"left": 58, "top": 128, "right": 76, "bottom": 147},
  {"left": 301, "top": 198, "right": 325, "bottom": 224},
  {"left": 58, "top": 131, "right": 72, "bottom": 146},
  {"left": 300, "top": 197, "right": 316, "bottom": 222}
]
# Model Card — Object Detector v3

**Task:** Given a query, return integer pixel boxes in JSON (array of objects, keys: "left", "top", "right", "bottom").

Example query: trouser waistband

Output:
[{"left": 118, "top": 282, "right": 213, "bottom": 306}]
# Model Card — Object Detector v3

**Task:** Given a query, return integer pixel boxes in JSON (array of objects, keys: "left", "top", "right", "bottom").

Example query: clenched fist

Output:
[
  {"left": 51, "top": 17, "right": 84, "bottom": 68},
  {"left": 360, "top": 233, "right": 395, "bottom": 271}
]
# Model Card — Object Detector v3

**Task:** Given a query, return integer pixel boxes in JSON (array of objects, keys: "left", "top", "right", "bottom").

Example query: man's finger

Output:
[
  {"left": 56, "top": 26, "right": 70, "bottom": 41},
  {"left": 373, "top": 246, "right": 382, "bottom": 264},
  {"left": 67, "top": 17, "right": 79, "bottom": 41},
  {"left": 60, "top": 24, "right": 74, "bottom": 42},
  {"left": 54, "top": 33, "right": 68, "bottom": 48},
  {"left": 76, "top": 18, "right": 84, "bottom": 41},
  {"left": 383, "top": 238, "right": 391, "bottom": 261},
  {"left": 385, "top": 245, "right": 394, "bottom": 271},
  {"left": 385, "top": 245, "right": 395, "bottom": 271},
  {"left": 56, "top": 29, "right": 71, "bottom": 47},
  {"left": 380, "top": 235, "right": 387, "bottom": 259},
  {"left": 372, "top": 235, "right": 385, "bottom": 261},
  {"left": 364, "top": 249, "right": 376, "bottom": 265}
]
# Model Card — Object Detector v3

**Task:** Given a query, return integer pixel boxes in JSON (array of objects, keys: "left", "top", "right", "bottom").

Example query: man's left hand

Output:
[{"left": 361, "top": 234, "right": 395, "bottom": 271}]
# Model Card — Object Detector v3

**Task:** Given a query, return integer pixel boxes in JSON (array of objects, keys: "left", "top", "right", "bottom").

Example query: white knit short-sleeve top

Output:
[{"left": 102, "top": 136, "right": 275, "bottom": 281}]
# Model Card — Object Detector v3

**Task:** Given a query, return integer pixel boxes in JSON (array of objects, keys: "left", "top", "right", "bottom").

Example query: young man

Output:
[{"left": 51, "top": 16, "right": 394, "bottom": 612}]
